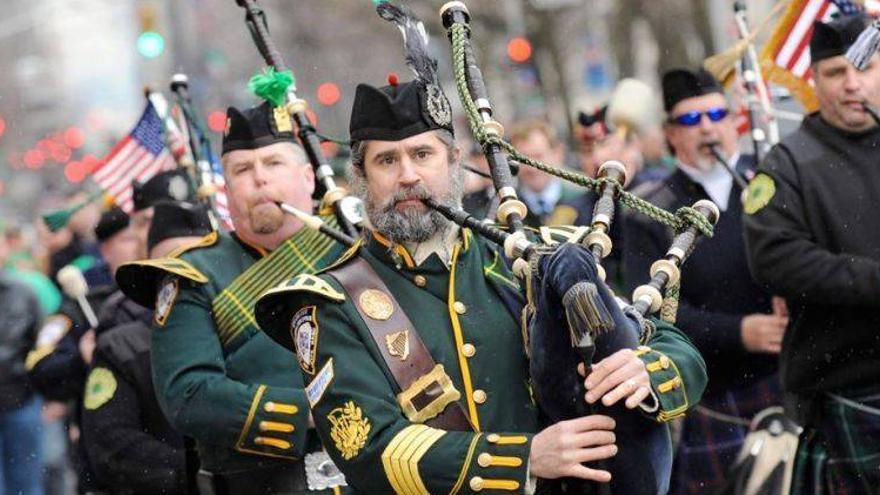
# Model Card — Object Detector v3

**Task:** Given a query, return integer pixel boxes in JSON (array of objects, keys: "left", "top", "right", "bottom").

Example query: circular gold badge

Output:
[{"left": 359, "top": 289, "right": 394, "bottom": 321}]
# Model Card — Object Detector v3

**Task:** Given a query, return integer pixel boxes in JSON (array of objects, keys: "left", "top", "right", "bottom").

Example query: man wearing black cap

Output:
[
  {"left": 744, "top": 14, "right": 880, "bottom": 493},
  {"left": 27, "top": 204, "right": 146, "bottom": 493},
  {"left": 81, "top": 201, "right": 213, "bottom": 495},
  {"left": 253, "top": 55, "right": 711, "bottom": 491},
  {"left": 623, "top": 68, "right": 783, "bottom": 494},
  {"left": 120, "top": 100, "right": 346, "bottom": 494}
]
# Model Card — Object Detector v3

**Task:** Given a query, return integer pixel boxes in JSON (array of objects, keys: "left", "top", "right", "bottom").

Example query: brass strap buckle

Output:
[{"left": 397, "top": 364, "right": 462, "bottom": 424}]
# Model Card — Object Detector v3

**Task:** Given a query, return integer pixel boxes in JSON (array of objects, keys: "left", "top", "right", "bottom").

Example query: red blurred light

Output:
[
  {"left": 320, "top": 140, "right": 338, "bottom": 158},
  {"left": 507, "top": 37, "right": 533, "bottom": 63},
  {"left": 64, "top": 127, "right": 86, "bottom": 149},
  {"left": 82, "top": 154, "right": 103, "bottom": 173},
  {"left": 51, "top": 145, "right": 72, "bottom": 164},
  {"left": 207, "top": 110, "right": 227, "bottom": 133},
  {"left": 0, "top": 117, "right": 6, "bottom": 138},
  {"left": 23, "top": 149, "right": 46, "bottom": 169},
  {"left": 316, "top": 82, "right": 341, "bottom": 106},
  {"left": 64, "top": 161, "right": 87, "bottom": 183}
]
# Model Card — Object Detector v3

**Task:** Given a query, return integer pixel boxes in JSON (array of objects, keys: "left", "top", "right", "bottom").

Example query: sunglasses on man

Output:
[{"left": 669, "top": 107, "right": 729, "bottom": 126}]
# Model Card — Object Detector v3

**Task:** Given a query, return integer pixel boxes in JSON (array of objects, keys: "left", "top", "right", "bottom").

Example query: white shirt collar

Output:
[{"left": 677, "top": 152, "right": 739, "bottom": 211}]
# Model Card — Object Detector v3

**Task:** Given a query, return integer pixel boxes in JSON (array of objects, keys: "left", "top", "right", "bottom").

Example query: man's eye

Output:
[
  {"left": 416, "top": 150, "right": 430, "bottom": 160},
  {"left": 381, "top": 156, "right": 396, "bottom": 165}
]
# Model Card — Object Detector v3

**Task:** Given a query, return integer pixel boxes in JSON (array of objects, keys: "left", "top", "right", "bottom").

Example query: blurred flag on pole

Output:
[
  {"left": 761, "top": 0, "right": 870, "bottom": 112},
  {"left": 92, "top": 102, "right": 177, "bottom": 211}
]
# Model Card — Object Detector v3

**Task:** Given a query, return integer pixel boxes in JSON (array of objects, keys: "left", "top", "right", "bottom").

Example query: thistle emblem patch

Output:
[{"left": 328, "top": 401, "right": 371, "bottom": 460}]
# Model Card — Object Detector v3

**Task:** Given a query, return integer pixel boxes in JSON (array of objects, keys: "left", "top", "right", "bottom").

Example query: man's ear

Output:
[{"left": 451, "top": 144, "right": 462, "bottom": 165}]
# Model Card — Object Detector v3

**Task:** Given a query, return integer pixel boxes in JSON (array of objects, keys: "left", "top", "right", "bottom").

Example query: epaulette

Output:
[
  {"left": 125, "top": 257, "right": 208, "bottom": 284},
  {"left": 168, "top": 230, "right": 219, "bottom": 258},
  {"left": 261, "top": 274, "right": 345, "bottom": 303},
  {"left": 539, "top": 225, "right": 591, "bottom": 245},
  {"left": 316, "top": 238, "right": 364, "bottom": 275}
]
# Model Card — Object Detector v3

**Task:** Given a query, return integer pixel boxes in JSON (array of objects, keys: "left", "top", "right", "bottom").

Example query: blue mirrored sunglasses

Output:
[{"left": 670, "top": 107, "right": 729, "bottom": 126}]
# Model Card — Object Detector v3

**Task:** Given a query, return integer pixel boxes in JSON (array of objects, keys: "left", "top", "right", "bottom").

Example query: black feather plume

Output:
[{"left": 376, "top": 2, "right": 440, "bottom": 86}]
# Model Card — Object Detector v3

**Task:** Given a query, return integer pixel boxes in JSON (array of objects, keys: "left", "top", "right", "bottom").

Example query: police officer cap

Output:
[
  {"left": 146, "top": 201, "right": 212, "bottom": 253},
  {"left": 222, "top": 101, "right": 297, "bottom": 155},
  {"left": 349, "top": 76, "right": 453, "bottom": 145},
  {"left": 94, "top": 206, "right": 130, "bottom": 242},
  {"left": 810, "top": 14, "right": 870, "bottom": 64},
  {"left": 132, "top": 170, "right": 195, "bottom": 212},
  {"left": 661, "top": 68, "right": 723, "bottom": 112}
]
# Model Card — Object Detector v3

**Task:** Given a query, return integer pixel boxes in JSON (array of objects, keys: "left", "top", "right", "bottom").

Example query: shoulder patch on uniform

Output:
[
  {"left": 167, "top": 230, "right": 219, "bottom": 257},
  {"left": 264, "top": 274, "right": 345, "bottom": 302},
  {"left": 328, "top": 400, "right": 371, "bottom": 460},
  {"left": 306, "top": 358, "right": 335, "bottom": 407},
  {"left": 84, "top": 367, "right": 117, "bottom": 410},
  {"left": 291, "top": 306, "right": 320, "bottom": 375},
  {"left": 122, "top": 257, "right": 208, "bottom": 284},
  {"left": 36, "top": 315, "right": 73, "bottom": 348},
  {"left": 743, "top": 173, "right": 776, "bottom": 215},
  {"left": 547, "top": 205, "right": 579, "bottom": 226},
  {"left": 154, "top": 278, "right": 179, "bottom": 326}
]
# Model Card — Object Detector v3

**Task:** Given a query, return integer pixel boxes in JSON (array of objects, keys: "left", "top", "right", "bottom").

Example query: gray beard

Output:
[{"left": 357, "top": 167, "right": 464, "bottom": 245}]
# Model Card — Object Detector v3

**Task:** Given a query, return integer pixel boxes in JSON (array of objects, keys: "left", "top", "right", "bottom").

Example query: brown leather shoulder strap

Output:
[{"left": 328, "top": 257, "right": 472, "bottom": 431}]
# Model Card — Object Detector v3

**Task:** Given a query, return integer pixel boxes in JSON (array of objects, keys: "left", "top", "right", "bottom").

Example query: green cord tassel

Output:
[{"left": 248, "top": 67, "right": 295, "bottom": 107}]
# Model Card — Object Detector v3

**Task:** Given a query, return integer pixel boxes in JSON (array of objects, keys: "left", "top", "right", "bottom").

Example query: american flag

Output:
[
  {"left": 761, "top": 0, "right": 874, "bottom": 111},
  {"left": 92, "top": 102, "right": 177, "bottom": 211}
]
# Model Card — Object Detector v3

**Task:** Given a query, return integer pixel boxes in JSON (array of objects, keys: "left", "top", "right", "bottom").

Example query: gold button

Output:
[
  {"left": 637, "top": 345, "right": 651, "bottom": 353},
  {"left": 473, "top": 389, "right": 487, "bottom": 404},
  {"left": 486, "top": 433, "right": 500, "bottom": 443},
  {"left": 462, "top": 343, "right": 476, "bottom": 358},
  {"left": 453, "top": 301, "right": 467, "bottom": 314},
  {"left": 413, "top": 275, "right": 427, "bottom": 287},
  {"left": 673, "top": 376, "right": 682, "bottom": 389},
  {"left": 477, "top": 453, "right": 492, "bottom": 467},
  {"left": 469, "top": 476, "right": 484, "bottom": 491},
  {"left": 659, "top": 355, "right": 670, "bottom": 369}
]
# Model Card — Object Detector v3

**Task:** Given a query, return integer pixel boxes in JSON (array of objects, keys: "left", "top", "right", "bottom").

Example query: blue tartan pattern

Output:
[
  {"left": 791, "top": 385, "right": 880, "bottom": 495},
  {"left": 670, "top": 375, "right": 782, "bottom": 494}
]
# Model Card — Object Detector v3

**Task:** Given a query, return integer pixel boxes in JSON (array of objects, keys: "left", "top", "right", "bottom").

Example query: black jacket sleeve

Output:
[
  {"left": 81, "top": 350, "right": 185, "bottom": 494},
  {"left": 743, "top": 145, "right": 880, "bottom": 306},
  {"left": 623, "top": 214, "right": 746, "bottom": 357}
]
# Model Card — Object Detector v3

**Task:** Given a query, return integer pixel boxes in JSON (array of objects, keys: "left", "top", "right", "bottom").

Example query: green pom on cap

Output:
[{"left": 248, "top": 67, "right": 295, "bottom": 107}]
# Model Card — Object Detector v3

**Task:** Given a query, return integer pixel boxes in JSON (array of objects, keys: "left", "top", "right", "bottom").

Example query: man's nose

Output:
[
  {"left": 843, "top": 67, "right": 862, "bottom": 92},
  {"left": 398, "top": 157, "right": 421, "bottom": 186}
]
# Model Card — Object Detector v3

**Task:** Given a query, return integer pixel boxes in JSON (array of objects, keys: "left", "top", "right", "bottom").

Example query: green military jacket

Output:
[
  {"left": 133, "top": 226, "right": 343, "bottom": 475},
  {"left": 256, "top": 229, "right": 707, "bottom": 494}
]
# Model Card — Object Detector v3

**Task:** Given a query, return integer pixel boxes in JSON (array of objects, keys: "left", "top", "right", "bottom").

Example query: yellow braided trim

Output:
[{"left": 381, "top": 425, "right": 447, "bottom": 495}]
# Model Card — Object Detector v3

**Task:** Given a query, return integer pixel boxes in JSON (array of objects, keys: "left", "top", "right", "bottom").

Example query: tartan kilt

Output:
[
  {"left": 790, "top": 385, "right": 880, "bottom": 495},
  {"left": 670, "top": 375, "right": 782, "bottom": 495}
]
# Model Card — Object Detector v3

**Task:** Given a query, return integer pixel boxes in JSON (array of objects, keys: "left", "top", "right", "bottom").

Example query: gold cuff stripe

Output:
[
  {"left": 634, "top": 345, "right": 651, "bottom": 357},
  {"left": 477, "top": 453, "right": 523, "bottom": 468},
  {"left": 25, "top": 346, "right": 55, "bottom": 371},
  {"left": 655, "top": 354, "right": 690, "bottom": 422},
  {"left": 487, "top": 435, "right": 528, "bottom": 445},
  {"left": 381, "top": 425, "right": 446, "bottom": 495},
  {"left": 477, "top": 478, "right": 521, "bottom": 491},
  {"left": 254, "top": 437, "right": 291, "bottom": 450},
  {"left": 264, "top": 402, "right": 299, "bottom": 415},
  {"left": 236, "top": 385, "right": 267, "bottom": 451},
  {"left": 658, "top": 376, "right": 682, "bottom": 393},
  {"left": 646, "top": 360, "right": 664, "bottom": 373},
  {"left": 259, "top": 421, "right": 295, "bottom": 433},
  {"left": 450, "top": 433, "right": 482, "bottom": 495}
]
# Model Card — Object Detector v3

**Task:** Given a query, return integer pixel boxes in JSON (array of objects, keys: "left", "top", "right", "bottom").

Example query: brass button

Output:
[
  {"left": 473, "top": 389, "right": 487, "bottom": 404},
  {"left": 637, "top": 345, "right": 651, "bottom": 353},
  {"left": 477, "top": 452, "right": 492, "bottom": 467},
  {"left": 453, "top": 301, "right": 467, "bottom": 315},
  {"left": 659, "top": 355, "right": 670, "bottom": 369},
  {"left": 672, "top": 376, "right": 682, "bottom": 389},
  {"left": 413, "top": 275, "right": 427, "bottom": 287},
  {"left": 462, "top": 343, "right": 476, "bottom": 358},
  {"left": 469, "top": 476, "right": 484, "bottom": 491},
  {"left": 486, "top": 433, "right": 500, "bottom": 443}
]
